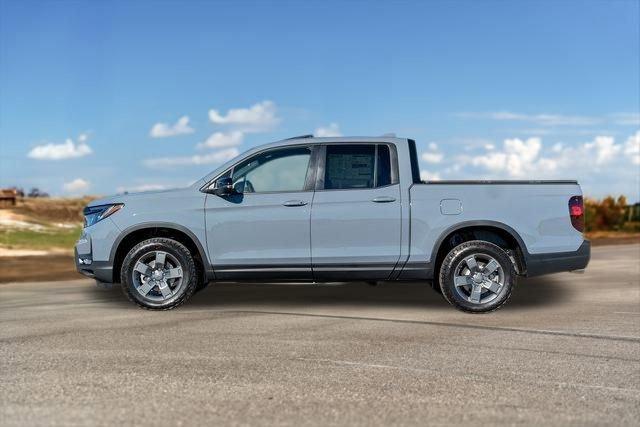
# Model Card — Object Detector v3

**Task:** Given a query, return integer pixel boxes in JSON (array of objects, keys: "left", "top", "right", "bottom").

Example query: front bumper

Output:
[
  {"left": 525, "top": 240, "right": 591, "bottom": 277},
  {"left": 75, "top": 248, "right": 115, "bottom": 283},
  {"left": 74, "top": 218, "right": 120, "bottom": 283}
]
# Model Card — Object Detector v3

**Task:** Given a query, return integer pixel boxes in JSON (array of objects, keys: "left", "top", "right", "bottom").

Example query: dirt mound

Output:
[{"left": 10, "top": 197, "right": 95, "bottom": 224}]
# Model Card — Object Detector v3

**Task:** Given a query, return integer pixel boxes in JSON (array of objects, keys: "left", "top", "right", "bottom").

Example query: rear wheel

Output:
[
  {"left": 439, "top": 240, "right": 515, "bottom": 313},
  {"left": 121, "top": 238, "right": 198, "bottom": 310}
]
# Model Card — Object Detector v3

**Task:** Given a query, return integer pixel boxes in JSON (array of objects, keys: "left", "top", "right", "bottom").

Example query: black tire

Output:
[
  {"left": 121, "top": 238, "right": 199, "bottom": 310},
  {"left": 439, "top": 240, "right": 516, "bottom": 313}
]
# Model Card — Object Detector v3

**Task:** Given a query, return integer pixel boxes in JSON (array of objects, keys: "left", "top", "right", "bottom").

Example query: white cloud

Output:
[
  {"left": 584, "top": 136, "right": 620, "bottom": 164},
  {"left": 422, "top": 152, "right": 444, "bottom": 163},
  {"left": 611, "top": 113, "right": 640, "bottom": 126},
  {"left": 28, "top": 135, "right": 92, "bottom": 160},
  {"left": 149, "top": 116, "right": 194, "bottom": 138},
  {"left": 208, "top": 100, "right": 279, "bottom": 132},
  {"left": 412, "top": 131, "right": 640, "bottom": 200},
  {"left": 420, "top": 170, "right": 441, "bottom": 181},
  {"left": 625, "top": 130, "right": 640, "bottom": 165},
  {"left": 421, "top": 142, "right": 444, "bottom": 164},
  {"left": 454, "top": 138, "right": 495, "bottom": 150},
  {"left": 455, "top": 132, "right": 639, "bottom": 179},
  {"left": 144, "top": 101, "right": 280, "bottom": 169},
  {"left": 63, "top": 178, "right": 90, "bottom": 194},
  {"left": 197, "top": 131, "right": 244, "bottom": 149},
  {"left": 144, "top": 148, "right": 240, "bottom": 168},
  {"left": 458, "top": 137, "right": 552, "bottom": 177},
  {"left": 510, "top": 128, "right": 553, "bottom": 136},
  {"left": 314, "top": 123, "right": 342, "bottom": 137},
  {"left": 459, "top": 111, "right": 640, "bottom": 129},
  {"left": 552, "top": 136, "right": 626, "bottom": 170},
  {"left": 472, "top": 137, "right": 542, "bottom": 177},
  {"left": 458, "top": 111, "right": 601, "bottom": 126},
  {"left": 116, "top": 184, "right": 168, "bottom": 193},
  {"left": 145, "top": 101, "right": 280, "bottom": 169}
]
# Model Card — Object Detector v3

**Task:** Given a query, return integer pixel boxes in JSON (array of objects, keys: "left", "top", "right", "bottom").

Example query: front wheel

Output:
[
  {"left": 439, "top": 240, "right": 516, "bottom": 313},
  {"left": 121, "top": 238, "right": 198, "bottom": 310}
]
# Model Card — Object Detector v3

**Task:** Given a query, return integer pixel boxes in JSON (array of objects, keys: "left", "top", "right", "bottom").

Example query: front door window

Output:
[{"left": 232, "top": 147, "right": 311, "bottom": 193}]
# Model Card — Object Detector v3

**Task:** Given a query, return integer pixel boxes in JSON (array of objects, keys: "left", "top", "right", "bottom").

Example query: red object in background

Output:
[{"left": 569, "top": 196, "right": 585, "bottom": 232}]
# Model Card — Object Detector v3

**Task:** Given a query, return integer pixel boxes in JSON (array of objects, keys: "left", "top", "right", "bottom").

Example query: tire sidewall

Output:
[
  {"left": 439, "top": 241, "right": 515, "bottom": 313},
  {"left": 121, "top": 238, "right": 197, "bottom": 309}
]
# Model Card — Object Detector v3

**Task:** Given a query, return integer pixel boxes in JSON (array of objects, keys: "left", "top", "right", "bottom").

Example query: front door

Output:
[
  {"left": 311, "top": 144, "right": 402, "bottom": 281},
  {"left": 205, "top": 145, "right": 315, "bottom": 280}
]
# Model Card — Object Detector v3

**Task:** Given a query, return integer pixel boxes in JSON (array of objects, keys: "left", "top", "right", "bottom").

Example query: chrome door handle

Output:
[
  {"left": 282, "top": 200, "right": 308, "bottom": 207},
  {"left": 371, "top": 196, "right": 396, "bottom": 203}
]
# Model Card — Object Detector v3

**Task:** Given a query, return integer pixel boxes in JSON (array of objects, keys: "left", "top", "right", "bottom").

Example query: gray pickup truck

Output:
[{"left": 76, "top": 135, "right": 590, "bottom": 312}]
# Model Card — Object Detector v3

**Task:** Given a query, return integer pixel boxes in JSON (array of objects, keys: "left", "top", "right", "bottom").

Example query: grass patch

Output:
[{"left": 0, "top": 226, "right": 82, "bottom": 250}]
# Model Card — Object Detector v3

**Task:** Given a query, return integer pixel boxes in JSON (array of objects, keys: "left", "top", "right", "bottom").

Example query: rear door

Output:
[{"left": 310, "top": 143, "right": 402, "bottom": 280}]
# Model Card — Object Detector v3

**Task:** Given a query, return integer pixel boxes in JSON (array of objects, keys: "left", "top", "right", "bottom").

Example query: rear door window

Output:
[
  {"left": 324, "top": 145, "right": 375, "bottom": 190},
  {"left": 323, "top": 144, "right": 395, "bottom": 190}
]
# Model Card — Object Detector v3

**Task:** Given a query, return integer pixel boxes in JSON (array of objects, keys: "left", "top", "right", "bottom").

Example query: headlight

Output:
[{"left": 83, "top": 204, "right": 124, "bottom": 228}]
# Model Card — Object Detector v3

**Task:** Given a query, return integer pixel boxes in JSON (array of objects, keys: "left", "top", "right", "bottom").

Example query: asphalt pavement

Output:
[{"left": 1, "top": 244, "right": 639, "bottom": 426}]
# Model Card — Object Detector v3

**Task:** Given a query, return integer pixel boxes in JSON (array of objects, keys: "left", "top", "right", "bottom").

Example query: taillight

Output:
[{"left": 569, "top": 196, "right": 584, "bottom": 232}]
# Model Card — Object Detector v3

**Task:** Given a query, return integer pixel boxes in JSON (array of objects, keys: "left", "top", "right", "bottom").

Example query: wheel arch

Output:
[
  {"left": 110, "top": 222, "right": 212, "bottom": 283},
  {"left": 430, "top": 220, "right": 529, "bottom": 276}
]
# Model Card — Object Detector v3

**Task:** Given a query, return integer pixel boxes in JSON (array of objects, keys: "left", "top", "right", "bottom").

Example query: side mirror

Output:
[{"left": 212, "top": 177, "right": 235, "bottom": 196}]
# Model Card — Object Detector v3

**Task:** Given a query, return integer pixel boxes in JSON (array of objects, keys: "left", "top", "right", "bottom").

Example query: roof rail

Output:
[{"left": 283, "top": 134, "right": 313, "bottom": 140}]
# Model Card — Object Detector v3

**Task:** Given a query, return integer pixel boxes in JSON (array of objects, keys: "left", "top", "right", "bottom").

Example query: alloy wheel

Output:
[
  {"left": 453, "top": 253, "right": 505, "bottom": 304},
  {"left": 132, "top": 251, "right": 184, "bottom": 302}
]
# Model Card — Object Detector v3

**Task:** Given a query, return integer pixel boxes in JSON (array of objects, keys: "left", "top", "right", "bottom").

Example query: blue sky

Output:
[{"left": 1, "top": 0, "right": 638, "bottom": 200}]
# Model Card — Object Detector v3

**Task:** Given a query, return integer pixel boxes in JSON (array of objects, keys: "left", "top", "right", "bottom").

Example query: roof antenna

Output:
[{"left": 380, "top": 133, "right": 396, "bottom": 137}]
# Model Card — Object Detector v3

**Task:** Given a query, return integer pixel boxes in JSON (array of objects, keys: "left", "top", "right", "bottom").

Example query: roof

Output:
[
  {"left": 197, "top": 135, "right": 410, "bottom": 186},
  {"left": 238, "top": 135, "right": 409, "bottom": 157},
  {"left": 277, "top": 135, "right": 407, "bottom": 145}
]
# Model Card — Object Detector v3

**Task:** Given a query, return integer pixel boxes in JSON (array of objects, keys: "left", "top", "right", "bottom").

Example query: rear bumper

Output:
[{"left": 525, "top": 240, "right": 591, "bottom": 277}]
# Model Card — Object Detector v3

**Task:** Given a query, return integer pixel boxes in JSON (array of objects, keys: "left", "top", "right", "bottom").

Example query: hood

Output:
[{"left": 87, "top": 182, "right": 204, "bottom": 208}]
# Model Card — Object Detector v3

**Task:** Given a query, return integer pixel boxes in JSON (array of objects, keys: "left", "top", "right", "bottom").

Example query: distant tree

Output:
[
  {"left": 27, "top": 188, "right": 50, "bottom": 198},
  {"left": 584, "top": 195, "right": 627, "bottom": 231},
  {"left": 627, "top": 203, "right": 640, "bottom": 222}
]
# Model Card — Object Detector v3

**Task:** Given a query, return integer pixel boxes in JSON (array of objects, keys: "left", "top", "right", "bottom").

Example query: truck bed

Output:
[{"left": 405, "top": 181, "right": 585, "bottom": 271}]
